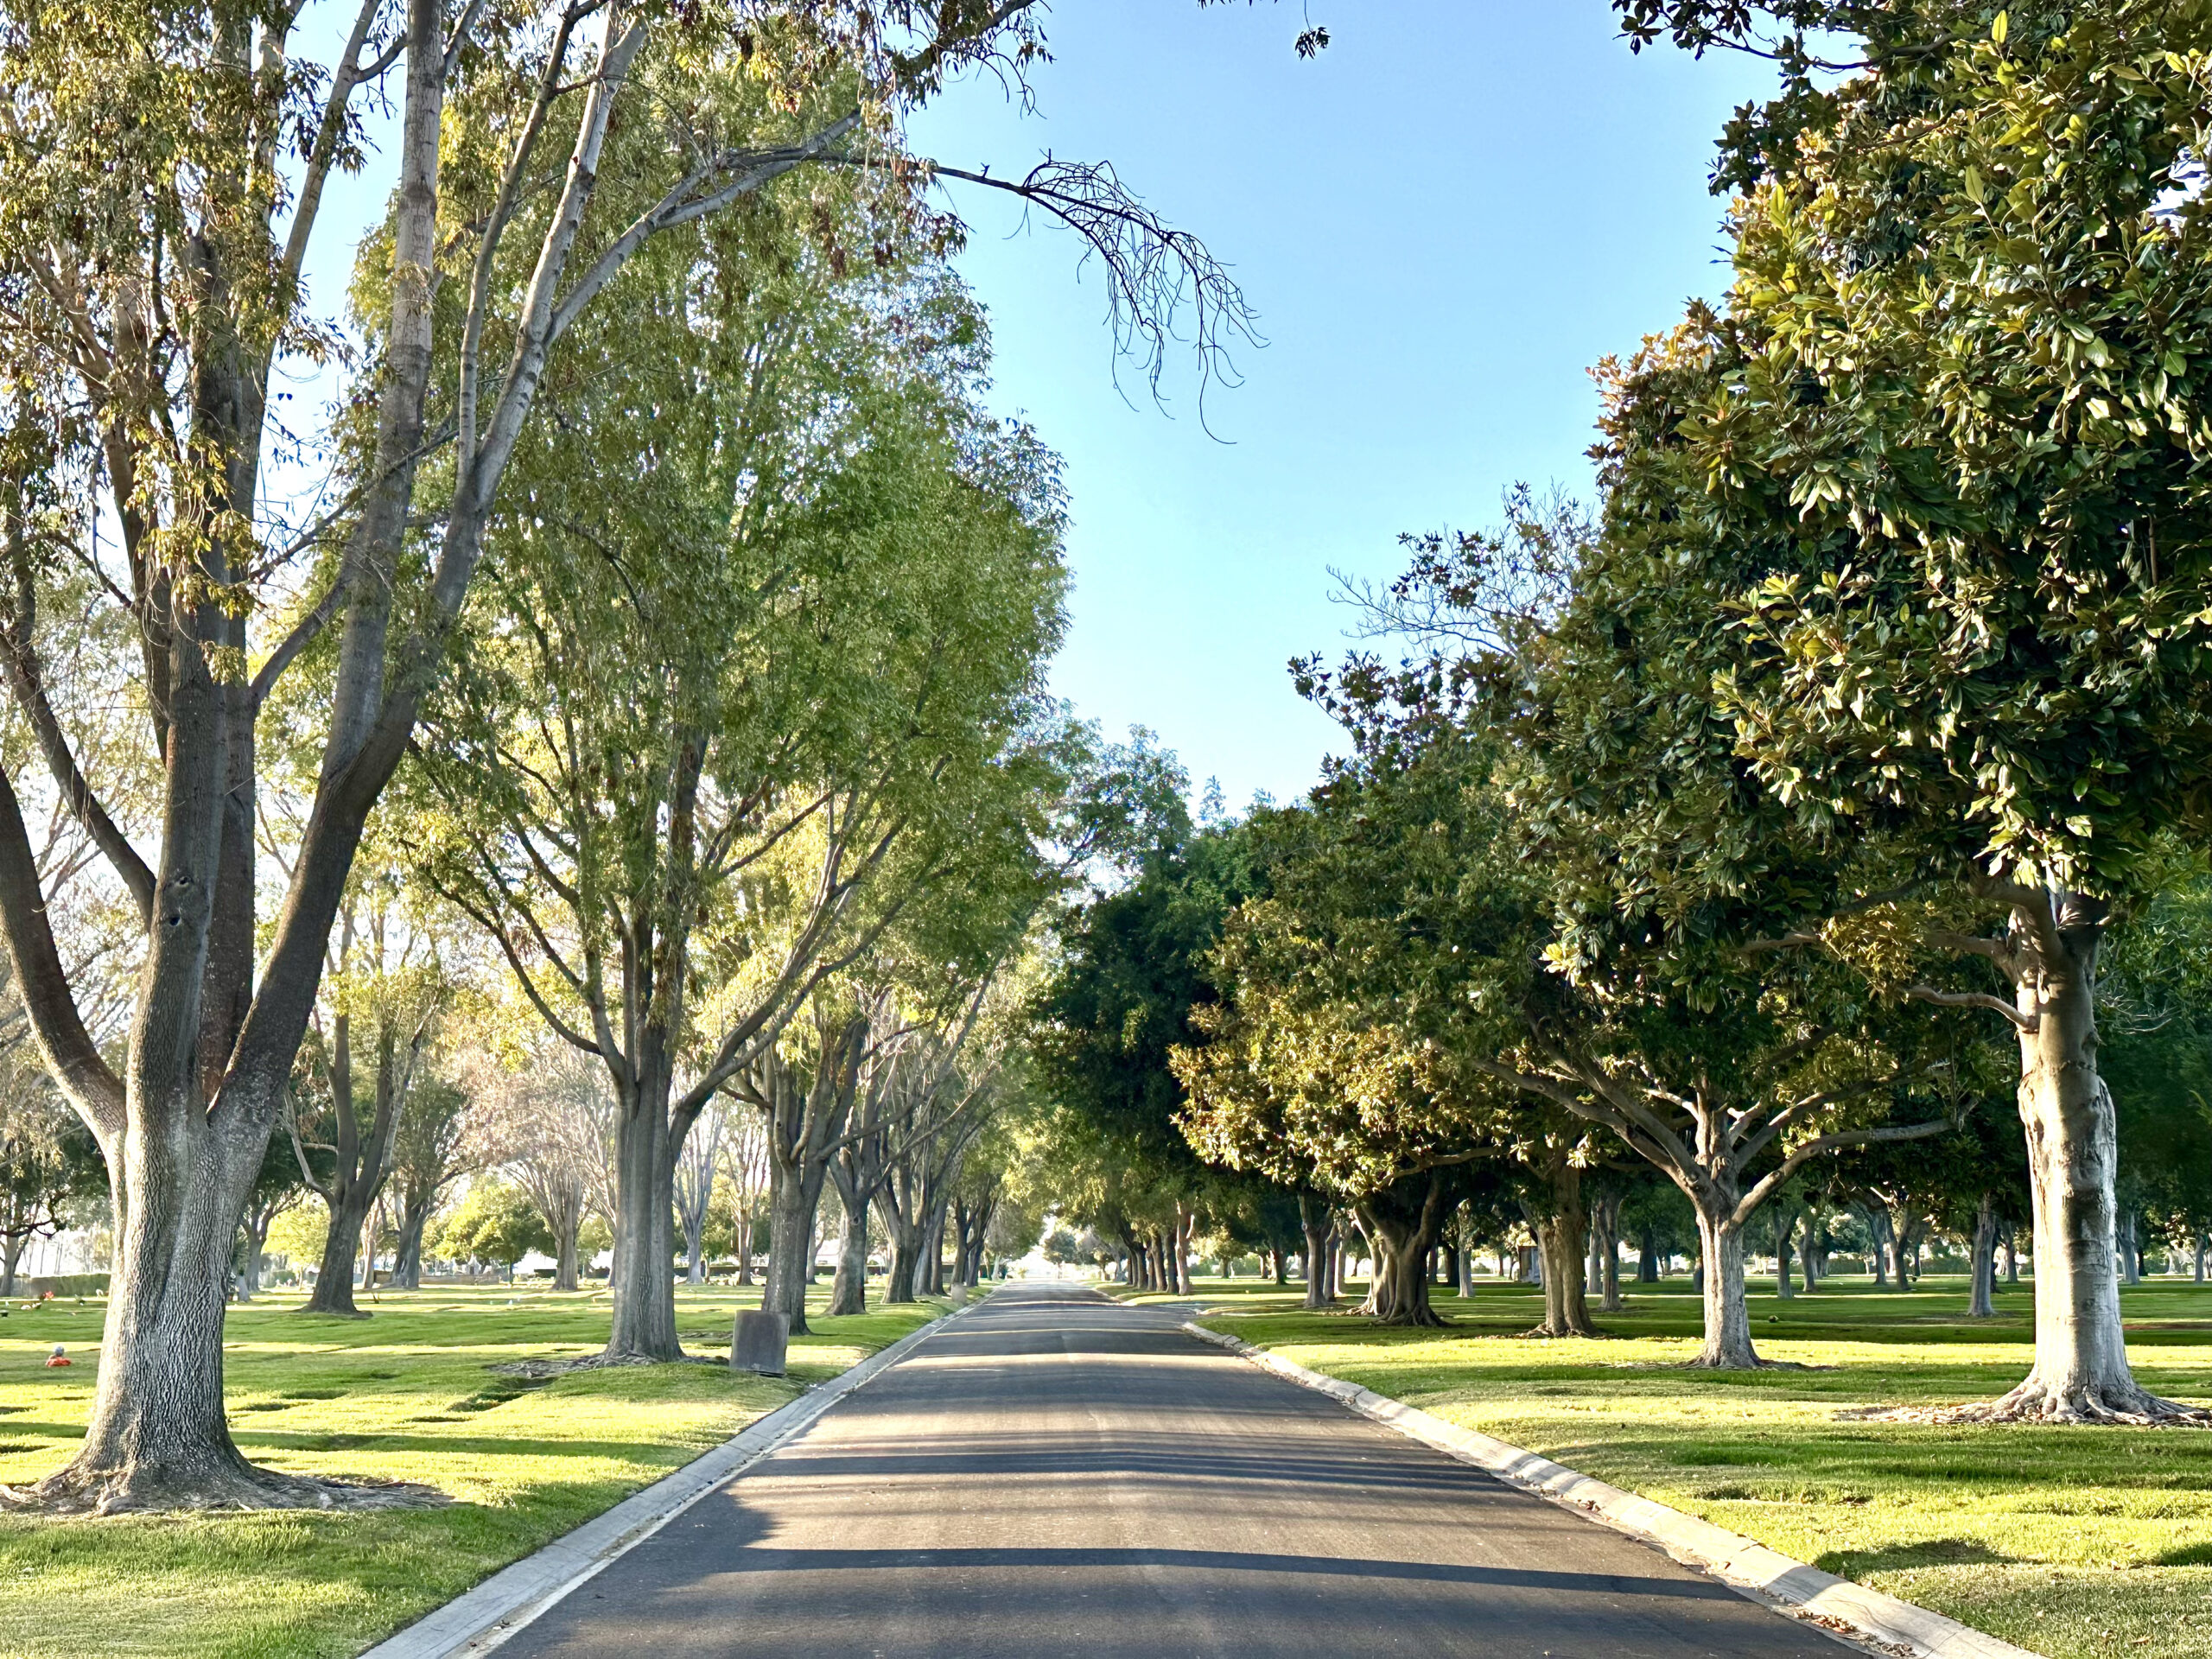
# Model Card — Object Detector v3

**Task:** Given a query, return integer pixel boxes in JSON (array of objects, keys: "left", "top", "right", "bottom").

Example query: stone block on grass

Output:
[{"left": 730, "top": 1310, "right": 790, "bottom": 1376}]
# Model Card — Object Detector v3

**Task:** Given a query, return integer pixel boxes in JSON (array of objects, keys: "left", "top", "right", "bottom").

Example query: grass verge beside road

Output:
[
  {"left": 0, "top": 1282, "right": 956, "bottom": 1659},
  {"left": 1128, "top": 1273, "right": 2212, "bottom": 1659}
]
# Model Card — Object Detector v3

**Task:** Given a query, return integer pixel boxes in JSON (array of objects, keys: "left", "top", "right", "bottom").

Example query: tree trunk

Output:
[
  {"left": 1798, "top": 1209, "right": 1821, "bottom": 1293},
  {"left": 2118, "top": 1211, "right": 2140, "bottom": 1287},
  {"left": 1775, "top": 1205, "right": 1797, "bottom": 1300},
  {"left": 1968, "top": 1190, "right": 1998, "bottom": 1319},
  {"left": 830, "top": 1200, "right": 869, "bottom": 1314},
  {"left": 761, "top": 1152, "right": 828, "bottom": 1334},
  {"left": 1457, "top": 1213, "right": 1477, "bottom": 1299},
  {"left": 29, "top": 1120, "right": 316, "bottom": 1511},
  {"left": 1972, "top": 909, "right": 2202, "bottom": 1421},
  {"left": 391, "top": 1199, "right": 432, "bottom": 1292},
  {"left": 555, "top": 1217, "right": 579, "bottom": 1294},
  {"left": 1690, "top": 1206, "right": 1760, "bottom": 1369},
  {"left": 2005, "top": 1230, "right": 2020, "bottom": 1283},
  {"left": 1528, "top": 1160, "right": 1599, "bottom": 1337},
  {"left": 0, "top": 1234, "right": 24, "bottom": 1297},
  {"left": 2195, "top": 1231, "right": 2206, "bottom": 1284},
  {"left": 306, "top": 1188, "right": 376, "bottom": 1317},
  {"left": 828, "top": 1165, "right": 871, "bottom": 1316},
  {"left": 604, "top": 1086, "right": 681, "bottom": 1359},
  {"left": 1356, "top": 1177, "right": 1449, "bottom": 1327},
  {"left": 1637, "top": 1228, "right": 1660, "bottom": 1282}
]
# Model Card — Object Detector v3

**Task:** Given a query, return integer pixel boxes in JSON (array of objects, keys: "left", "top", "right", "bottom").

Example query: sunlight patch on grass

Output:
[
  {"left": 0, "top": 1281, "right": 949, "bottom": 1658},
  {"left": 1179, "top": 1273, "right": 2212, "bottom": 1659}
]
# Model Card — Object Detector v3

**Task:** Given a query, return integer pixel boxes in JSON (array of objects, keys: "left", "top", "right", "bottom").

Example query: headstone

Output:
[{"left": 730, "top": 1309, "right": 790, "bottom": 1376}]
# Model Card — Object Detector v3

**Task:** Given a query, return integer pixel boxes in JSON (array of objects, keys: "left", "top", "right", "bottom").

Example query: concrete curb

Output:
[
  {"left": 1180, "top": 1320, "right": 2044, "bottom": 1659},
  {"left": 359, "top": 1297, "right": 983, "bottom": 1659}
]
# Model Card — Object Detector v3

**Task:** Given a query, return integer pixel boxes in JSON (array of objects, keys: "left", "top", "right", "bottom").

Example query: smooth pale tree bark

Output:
[
  {"left": 1774, "top": 1203, "right": 1798, "bottom": 1301},
  {"left": 1353, "top": 1174, "right": 1449, "bottom": 1327},
  {"left": 1908, "top": 887, "right": 2209, "bottom": 1421},
  {"left": 1967, "top": 1191, "right": 1999, "bottom": 1319},
  {"left": 1525, "top": 1158, "right": 1599, "bottom": 1338},
  {"left": 1473, "top": 1042, "right": 1947, "bottom": 1368},
  {"left": 1296, "top": 1199, "right": 1339, "bottom": 1306}
]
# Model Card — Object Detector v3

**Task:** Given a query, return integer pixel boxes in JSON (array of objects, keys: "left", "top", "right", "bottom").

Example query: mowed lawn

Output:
[
  {"left": 1140, "top": 1273, "right": 2212, "bottom": 1659},
  {"left": 0, "top": 1282, "right": 955, "bottom": 1659}
]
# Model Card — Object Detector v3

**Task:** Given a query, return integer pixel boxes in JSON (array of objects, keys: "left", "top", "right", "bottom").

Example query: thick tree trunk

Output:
[
  {"left": 554, "top": 1218, "right": 579, "bottom": 1294},
  {"left": 1637, "top": 1228, "right": 1660, "bottom": 1282},
  {"left": 882, "top": 1196, "right": 923, "bottom": 1303},
  {"left": 828, "top": 1170, "right": 870, "bottom": 1316},
  {"left": 1968, "top": 1191, "right": 1998, "bottom": 1319},
  {"left": 306, "top": 1188, "right": 376, "bottom": 1317},
  {"left": 2118, "top": 1211, "right": 2140, "bottom": 1287},
  {"left": 1979, "top": 919, "right": 2196, "bottom": 1421},
  {"left": 1528, "top": 1161, "right": 1599, "bottom": 1337},
  {"left": 1798, "top": 1210, "right": 1821, "bottom": 1293},
  {"left": 761, "top": 1154, "right": 828, "bottom": 1334},
  {"left": 22, "top": 1117, "right": 333, "bottom": 1511},
  {"left": 1357, "top": 1177, "right": 1449, "bottom": 1327},
  {"left": 604, "top": 1090, "right": 681, "bottom": 1359},
  {"left": 1689, "top": 1207, "right": 1760, "bottom": 1370},
  {"left": 391, "top": 1201, "right": 431, "bottom": 1292},
  {"left": 0, "top": 1235, "right": 24, "bottom": 1297}
]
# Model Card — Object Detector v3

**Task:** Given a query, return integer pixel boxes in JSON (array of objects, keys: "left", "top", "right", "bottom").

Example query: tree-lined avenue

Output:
[{"left": 499, "top": 1283, "right": 1842, "bottom": 1658}]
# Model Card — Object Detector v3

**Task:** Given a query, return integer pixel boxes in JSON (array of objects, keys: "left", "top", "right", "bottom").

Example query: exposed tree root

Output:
[
  {"left": 1521, "top": 1322, "right": 1609, "bottom": 1339},
  {"left": 1858, "top": 1377, "right": 2212, "bottom": 1427},
  {"left": 1364, "top": 1306, "right": 1449, "bottom": 1328},
  {"left": 1, "top": 1459, "right": 446, "bottom": 1516}
]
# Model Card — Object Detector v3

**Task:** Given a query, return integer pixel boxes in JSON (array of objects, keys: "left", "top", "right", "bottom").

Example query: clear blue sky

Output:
[{"left": 909, "top": 1, "right": 1776, "bottom": 809}]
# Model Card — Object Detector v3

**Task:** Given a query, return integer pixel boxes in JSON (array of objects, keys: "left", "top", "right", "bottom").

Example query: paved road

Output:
[{"left": 503, "top": 1283, "right": 1843, "bottom": 1657}]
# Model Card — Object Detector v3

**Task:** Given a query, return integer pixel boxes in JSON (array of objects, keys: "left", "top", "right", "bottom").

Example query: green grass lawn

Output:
[
  {"left": 1126, "top": 1271, "right": 2212, "bottom": 1659},
  {"left": 0, "top": 1281, "right": 956, "bottom": 1659}
]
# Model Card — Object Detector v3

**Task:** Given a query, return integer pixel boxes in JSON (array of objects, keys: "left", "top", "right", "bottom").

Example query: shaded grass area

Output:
[
  {"left": 0, "top": 1281, "right": 955, "bottom": 1658},
  {"left": 1145, "top": 1272, "right": 2212, "bottom": 1659}
]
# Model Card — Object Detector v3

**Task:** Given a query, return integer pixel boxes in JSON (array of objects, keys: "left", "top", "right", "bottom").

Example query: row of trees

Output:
[
  {"left": 0, "top": 0, "right": 1299, "bottom": 1512},
  {"left": 1037, "top": 0, "right": 2212, "bottom": 1427}
]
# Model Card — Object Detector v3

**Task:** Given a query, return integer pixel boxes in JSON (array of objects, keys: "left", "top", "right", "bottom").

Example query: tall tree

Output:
[
  {"left": 1613, "top": 0, "right": 2212, "bottom": 1418},
  {"left": 0, "top": 0, "right": 1253, "bottom": 1511}
]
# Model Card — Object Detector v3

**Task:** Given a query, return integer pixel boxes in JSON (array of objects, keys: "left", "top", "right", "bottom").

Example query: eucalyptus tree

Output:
[{"left": 417, "top": 206, "right": 1067, "bottom": 1359}]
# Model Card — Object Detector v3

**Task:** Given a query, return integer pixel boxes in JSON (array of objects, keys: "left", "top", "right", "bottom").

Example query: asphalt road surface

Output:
[{"left": 501, "top": 1282, "right": 1846, "bottom": 1657}]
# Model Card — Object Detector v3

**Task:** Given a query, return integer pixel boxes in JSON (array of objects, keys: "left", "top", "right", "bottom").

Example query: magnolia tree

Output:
[{"left": 1615, "top": 0, "right": 2212, "bottom": 1419}]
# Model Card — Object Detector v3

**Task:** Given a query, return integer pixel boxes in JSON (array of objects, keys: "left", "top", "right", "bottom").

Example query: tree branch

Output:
[{"left": 1906, "top": 984, "right": 2038, "bottom": 1033}]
